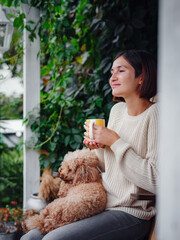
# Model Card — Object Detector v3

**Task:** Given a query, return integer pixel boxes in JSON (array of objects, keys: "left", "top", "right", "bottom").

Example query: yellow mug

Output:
[{"left": 86, "top": 119, "right": 105, "bottom": 140}]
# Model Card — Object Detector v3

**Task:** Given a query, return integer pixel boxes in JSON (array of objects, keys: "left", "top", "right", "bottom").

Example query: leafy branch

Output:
[{"left": 33, "top": 105, "right": 63, "bottom": 150}]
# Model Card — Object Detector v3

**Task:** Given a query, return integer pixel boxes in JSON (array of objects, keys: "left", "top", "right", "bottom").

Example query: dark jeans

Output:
[{"left": 21, "top": 210, "right": 153, "bottom": 240}]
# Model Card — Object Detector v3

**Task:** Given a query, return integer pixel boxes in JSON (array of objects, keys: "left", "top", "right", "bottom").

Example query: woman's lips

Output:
[{"left": 111, "top": 84, "right": 120, "bottom": 88}]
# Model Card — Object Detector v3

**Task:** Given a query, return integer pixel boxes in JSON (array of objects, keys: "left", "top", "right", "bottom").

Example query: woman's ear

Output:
[{"left": 138, "top": 73, "right": 144, "bottom": 85}]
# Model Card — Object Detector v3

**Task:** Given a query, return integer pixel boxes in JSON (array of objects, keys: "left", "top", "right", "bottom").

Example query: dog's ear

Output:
[
  {"left": 84, "top": 158, "right": 99, "bottom": 167},
  {"left": 73, "top": 165, "right": 86, "bottom": 184},
  {"left": 86, "top": 166, "right": 101, "bottom": 182},
  {"left": 73, "top": 165, "right": 100, "bottom": 184}
]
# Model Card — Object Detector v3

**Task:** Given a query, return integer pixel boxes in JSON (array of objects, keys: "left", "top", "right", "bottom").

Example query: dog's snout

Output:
[{"left": 60, "top": 174, "right": 64, "bottom": 180}]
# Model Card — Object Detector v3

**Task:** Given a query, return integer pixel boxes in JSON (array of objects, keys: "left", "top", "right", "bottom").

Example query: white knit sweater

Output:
[{"left": 95, "top": 102, "right": 158, "bottom": 220}]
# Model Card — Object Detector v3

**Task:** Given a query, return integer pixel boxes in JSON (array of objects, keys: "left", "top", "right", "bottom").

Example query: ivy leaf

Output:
[
  {"left": 25, "top": 25, "right": 32, "bottom": 32},
  {"left": 14, "top": 0, "right": 19, "bottom": 7},
  {"left": 103, "top": 62, "right": 112, "bottom": 74},
  {"left": 49, "top": 142, "right": 56, "bottom": 152},
  {"left": 13, "top": 14, "right": 25, "bottom": 29},
  {"left": 1, "top": 0, "right": 7, "bottom": 5},
  {"left": 23, "top": 118, "right": 29, "bottom": 124},
  {"left": 132, "top": 19, "right": 145, "bottom": 29},
  {"left": 43, "top": 159, "right": 51, "bottom": 168},
  {"left": 7, "top": 0, "right": 13, "bottom": 6},
  {"left": 90, "top": 18, "right": 100, "bottom": 27},
  {"left": 70, "top": 141, "right": 78, "bottom": 150},
  {"left": 97, "top": 58, "right": 109, "bottom": 71},
  {"left": 64, "top": 135, "right": 71, "bottom": 147},
  {"left": 112, "top": 35, "right": 119, "bottom": 43},
  {"left": 41, "top": 67, "right": 50, "bottom": 76},
  {"left": 72, "top": 128, "right": 81, "bottom": 134},
  {"left": 29, "top": 32, "right": 36, "bottom": 42},
  {"left": 63, "top": 129, "right": 72, "bottom": 134},
  {"left": 53, "top": 135, "right": 59, "bottom": 143},
  {"left": 95, "top": 97, "right": 102, "bottom": 108},
  {"left": 74, "top": 135, "right": 82, "bottom": 143},
  {"left": 76, "top": 55, "right": 83, "bottom": 64},
  {"left": 115, "top": 24, "right": 125, "bottom": 35},
  {"left": 21, "top": 0, "right": 29, "bottom": 3},
  {"left": 49, "top": 153, "right": 56, "bottom": 163},
  {"left": 2, "top": 196, "right": 10, "bottom": 203},
  {"left": 27, "top": 20, "right": 35, "bottom": 24},
  {"left": 104, "top": 88, "right": 111, "bottom": 97},
  {"left": 0, "top": 183, "right": 5, "bottom": 191}
]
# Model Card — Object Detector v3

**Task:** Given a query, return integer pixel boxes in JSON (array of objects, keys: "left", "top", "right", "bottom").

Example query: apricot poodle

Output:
[{"left": 24, "top": 148, "right": 107, "bottom": 234}]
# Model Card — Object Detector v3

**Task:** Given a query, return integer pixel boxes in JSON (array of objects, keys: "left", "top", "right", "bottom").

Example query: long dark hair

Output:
[{"left": 112, "top": 50, "right": 157, "bottom": 102}]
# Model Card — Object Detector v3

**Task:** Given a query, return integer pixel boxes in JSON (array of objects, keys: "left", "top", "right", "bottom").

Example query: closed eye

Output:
[{"left": 110, "top": 69, "right": 125, "bottom": 75}]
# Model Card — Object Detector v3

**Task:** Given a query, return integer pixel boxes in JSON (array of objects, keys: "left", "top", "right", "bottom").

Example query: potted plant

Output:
[{"left": 0, "top": 201, "right": 23, "bottom": 240}]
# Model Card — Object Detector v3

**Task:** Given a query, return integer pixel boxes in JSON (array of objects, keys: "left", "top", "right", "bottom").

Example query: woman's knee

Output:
[{"left": 20, "top": 229, "right": 44, "bottom": 240}]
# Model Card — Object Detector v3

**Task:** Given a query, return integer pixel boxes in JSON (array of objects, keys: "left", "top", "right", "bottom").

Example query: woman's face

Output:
[{"left": 109, "top": 56, "right": 142, "bottom": 99}]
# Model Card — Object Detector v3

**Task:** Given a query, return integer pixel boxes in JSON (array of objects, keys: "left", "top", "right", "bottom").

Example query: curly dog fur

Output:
[
  {"left": 24, "top": 148, "right": 107, "bottom": 234},
  {"left": 38, "top": 167, "right": 61, "bottom": 202}
]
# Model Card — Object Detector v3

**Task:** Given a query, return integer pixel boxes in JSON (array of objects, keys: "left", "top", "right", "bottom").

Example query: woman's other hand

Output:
[
  {"left": 83, "top": 138, "right": 105, "bottom": 149},
  {"left": 83, "top": 122, "right": 105, "bottom": 149}
]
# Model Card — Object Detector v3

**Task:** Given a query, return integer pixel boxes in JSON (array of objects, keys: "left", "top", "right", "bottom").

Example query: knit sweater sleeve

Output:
[{"left": 110, "top": 106, "right": 158, "bottom": 194}]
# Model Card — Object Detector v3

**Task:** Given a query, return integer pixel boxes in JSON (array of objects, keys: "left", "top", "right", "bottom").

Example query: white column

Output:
[
  {"left": 22, "top": 5, "right": 40, "bottom": 210},
  {"left": 157, "top": 0, "right": 180, "bottom": 239}
]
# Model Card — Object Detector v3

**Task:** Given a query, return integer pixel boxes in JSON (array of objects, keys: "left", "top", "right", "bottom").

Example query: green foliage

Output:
[
  {"left": 0, "top": 143, "right": 23, "bottom": 207},
  {"left": 1, "top": 0, "right": 158, "bottom": 171},
  {"left": 0, "top": 8, "right": 23, "bottom": 77},
  {"left": 0, "top": 93, "right": 23, "bottom": 120}
]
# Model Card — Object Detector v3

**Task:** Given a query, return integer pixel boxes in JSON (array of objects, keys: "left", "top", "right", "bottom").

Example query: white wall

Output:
[{"left": 158, "top": 0, "right": 180, "bottom": 239}]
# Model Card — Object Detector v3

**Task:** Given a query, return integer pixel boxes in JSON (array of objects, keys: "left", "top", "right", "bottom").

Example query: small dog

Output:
[{"left": 24, "top": 148, "right": 107, "bottom": 234}]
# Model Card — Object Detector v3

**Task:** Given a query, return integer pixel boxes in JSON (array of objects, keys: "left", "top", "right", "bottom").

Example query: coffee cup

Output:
[{"left": 86, "top": 119, "right": 105, "bottom": 140}]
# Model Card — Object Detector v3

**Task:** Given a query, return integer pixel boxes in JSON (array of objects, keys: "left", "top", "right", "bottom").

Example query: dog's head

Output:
[{"left": 58, "top": 148, "right": 101, "bottom": 184}]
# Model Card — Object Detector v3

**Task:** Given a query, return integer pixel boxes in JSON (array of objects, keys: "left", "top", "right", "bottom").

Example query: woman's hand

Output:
[
  {"left": 83, "top": 122, "right": 120, "bottom": 148},
  {"left": 83, "top": 138, "right": 105, "bottom": 149},
  {"left": 83, "top": 123, "right": 105, "bottom": 149}
]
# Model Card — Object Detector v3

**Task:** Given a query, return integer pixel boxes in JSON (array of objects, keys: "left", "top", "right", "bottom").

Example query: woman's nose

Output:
[
  {"left": 110, "top": 75, "right": 118, "bottom": 84},
  {"left": 110, "top": 72, "right": 118, "bottom": 81}
]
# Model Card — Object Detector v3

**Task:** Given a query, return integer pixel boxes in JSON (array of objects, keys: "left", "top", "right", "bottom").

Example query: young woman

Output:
[{"left": 21, "top": 50, "right": 158, "bottom": 240}]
